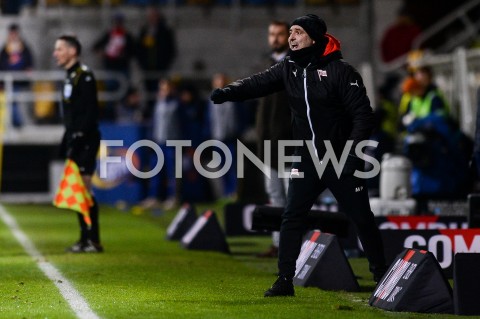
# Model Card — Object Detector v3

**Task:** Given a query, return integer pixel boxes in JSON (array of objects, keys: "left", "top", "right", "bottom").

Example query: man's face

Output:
[
  {"left": 268, "top": 24, "right": 289, "bottom": 53},
  {"left": 53, "top": 40, "right": 76, "bottom": 69},
  {"left": 288, "top": 25, "right": 315, "bottom": 51},
  {"left": 212, "top": 73, "right": 228, "bottom": 89},
  {"left": 158, "top": 79, "right": 173, "bottom": 98}
]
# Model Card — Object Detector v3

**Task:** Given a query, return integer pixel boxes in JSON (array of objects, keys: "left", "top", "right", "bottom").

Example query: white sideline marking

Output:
[{"left": 0, "top": 205, "right": 100, "bottom": 319}]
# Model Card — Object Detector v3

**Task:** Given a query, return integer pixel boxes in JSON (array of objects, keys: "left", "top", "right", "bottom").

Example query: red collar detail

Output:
[{"left": 322, "top": 34, "right": 341, "bottom": 56}]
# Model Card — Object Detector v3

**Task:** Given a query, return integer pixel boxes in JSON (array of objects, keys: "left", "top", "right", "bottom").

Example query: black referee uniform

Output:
[{"left": 60, "top": 61, "right": 102, "bottom": 248}]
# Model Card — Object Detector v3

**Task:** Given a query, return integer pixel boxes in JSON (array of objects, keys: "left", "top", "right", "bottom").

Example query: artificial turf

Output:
[{"left": 0, "top": 202, "right": 474, "bottom": 319}]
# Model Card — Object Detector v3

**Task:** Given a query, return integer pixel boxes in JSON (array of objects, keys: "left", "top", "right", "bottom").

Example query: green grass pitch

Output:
[{"left": 0, "top": 202, "right": 470, "bottom": 319}]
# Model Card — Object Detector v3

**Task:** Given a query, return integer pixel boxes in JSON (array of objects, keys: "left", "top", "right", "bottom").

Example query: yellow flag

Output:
[{"left": 53, "top": 159, "right": 93, "bottom": 227}]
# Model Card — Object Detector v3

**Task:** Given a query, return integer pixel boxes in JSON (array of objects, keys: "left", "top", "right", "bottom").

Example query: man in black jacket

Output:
[
  {"left": 54, "top": 35, "right": 103, "bottom": 253},
  {"left": 211, "top": 14, "right": 387, "bottom": 297},
  {"left": 256, "top": 20, "right": 292, "bottom": 258}
]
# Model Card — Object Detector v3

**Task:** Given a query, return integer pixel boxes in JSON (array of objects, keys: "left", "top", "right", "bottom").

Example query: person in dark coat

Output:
[
  {"left": 211, "top": 14, "right": 387, "bottom": 297},
  {"left": 255, "top": 20, "right": 293, "bottom": 259},
  {"left": 0, "top": 24, "right": 34, "bottom": 126},
  {"left": 136, "top": 6, "right": 177, "bottom": 115},
  {"left": 92, "top": 12, "right": 135, "bottom": 76}
]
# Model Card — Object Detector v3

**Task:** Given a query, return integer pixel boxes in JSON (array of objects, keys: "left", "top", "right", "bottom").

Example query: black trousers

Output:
[
  {"left": 78, "top": 196, "right": 100, "bottom": 244},
  {"left": 278, "top": 156, "right": 386, "bottom": 279}
]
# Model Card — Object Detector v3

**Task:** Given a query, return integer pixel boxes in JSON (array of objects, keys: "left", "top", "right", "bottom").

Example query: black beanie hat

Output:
[{"left": 291, "top": 14, "right": 327, "bottom": 42}]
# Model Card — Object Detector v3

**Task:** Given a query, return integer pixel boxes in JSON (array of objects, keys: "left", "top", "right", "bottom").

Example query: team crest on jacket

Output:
[
  {"left": 63, "top": 83, "right": 72, "bottom": 99},
  {"left": 317, "top": 69, "right": 328, "bottom": 78}
]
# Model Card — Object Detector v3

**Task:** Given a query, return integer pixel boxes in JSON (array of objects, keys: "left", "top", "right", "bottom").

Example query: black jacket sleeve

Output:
[
  {"left": 336, "top": 62, "right": 375, "bottom": 147},
  {"left": 222, "top": 62, "right": 285, "bottom": 101}
]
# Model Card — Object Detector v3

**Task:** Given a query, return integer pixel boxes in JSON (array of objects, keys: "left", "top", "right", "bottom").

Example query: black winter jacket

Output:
[
  {"left": 61, "top": 62, "right": 99, "bottom": 134},
  {"left": 222, "top": 35, "right": 374, "bottom": 161}
]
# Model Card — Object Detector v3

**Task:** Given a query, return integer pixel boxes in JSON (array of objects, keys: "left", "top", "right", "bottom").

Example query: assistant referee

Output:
[{"left": 53, "top": 35, "right": 103, "bottom": 253}]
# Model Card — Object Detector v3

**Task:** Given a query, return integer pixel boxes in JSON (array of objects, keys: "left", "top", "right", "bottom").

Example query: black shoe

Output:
[
  {"left": 66, "top": 240, "right": 103, "bottom": 253},
  {"left": 264, "top": 276, "right": 294, "bottom": 297},
  {"left": 82, "top": 240, "right": 104, "bottom": 253},
  {"left": 65, "top": 241, "right": 85, "bottom": 253}
]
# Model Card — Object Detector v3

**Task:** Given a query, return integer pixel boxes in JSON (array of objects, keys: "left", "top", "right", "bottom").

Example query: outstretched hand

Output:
[{"left": 210, "top": 88, "right": 228, "bottom": 104}]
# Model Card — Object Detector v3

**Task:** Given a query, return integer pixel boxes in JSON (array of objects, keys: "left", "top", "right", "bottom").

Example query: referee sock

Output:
[
  {"left": 77, "top": 212, "right": 89, "bottom": 244},
  {"left": 88, "top": 196, "right": 100, "bottom": 244}
]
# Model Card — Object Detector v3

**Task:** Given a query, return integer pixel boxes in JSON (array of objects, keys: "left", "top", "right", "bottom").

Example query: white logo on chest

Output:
[{"left": 63, "top": 83, "right": 72, "bottom": 98}]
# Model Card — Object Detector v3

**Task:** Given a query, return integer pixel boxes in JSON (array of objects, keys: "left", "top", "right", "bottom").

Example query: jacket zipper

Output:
[{"left": 303, "top": 67, "right": 318, "bottom": 158}]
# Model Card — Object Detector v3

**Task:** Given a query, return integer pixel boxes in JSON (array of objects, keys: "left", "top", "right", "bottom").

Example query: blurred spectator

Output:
[
  {"left": 92, "top": 12, "right": 135, "bottom": 77},
  {"left": 207, "top": 72, "right": 243, "bottom": 198},
  {"left": 92, "top": 12, "right": 135, "bottom": 121},
  {"left": 401, "top": 66, "right": 449, "bottom": 128},
  {"left": 398, "top": 74, "right": 416, "bottom": 121},
  {"left": 115, "top": 86, "right": 144, "bottom": 124},
  {"left": 178, "top": 82, "right": 209, "bottom": 147},
  {"left": 0, "top": 24, "right": 33, "bottom": 71},
  {"left": 401, "top": 66, "right": 471, "bottom": 208},
  {"left": 141, "top": 78, "right": 181, "bottom": 209},
  {"left": 0, "top": 23, "right": 34, "bottom": 127},
  {"left": 365, "top": 75, "right": 400, "bottom": 194},
  {"left": 136, "top": 6, "right": 176, "bottom": 116},
  {"left": 178, "top": 81, "right": 211, "bottom": 203},
  {"left": 255, "top": 20, "right": 292, "bottom": 258},
  {"left": 380, "top": 6, "right": 422, "bottom": 63}
]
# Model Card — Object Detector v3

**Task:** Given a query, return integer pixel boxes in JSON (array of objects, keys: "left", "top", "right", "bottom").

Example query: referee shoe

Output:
[{"left": 66, "top": 240, "right": 103, "bottom": 253}]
